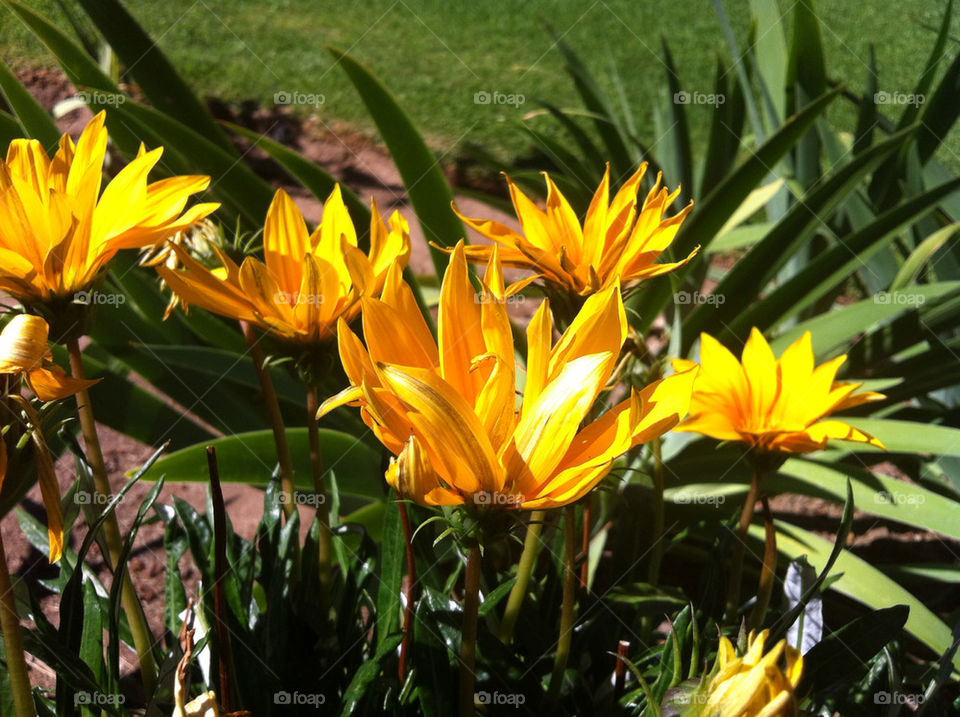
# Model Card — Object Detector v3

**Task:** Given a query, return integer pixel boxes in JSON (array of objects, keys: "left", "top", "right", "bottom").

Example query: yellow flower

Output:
[
  {"left": 0, "top": 315, "right": 96, "bottom": 561},
  {"left": 0, "top": 314, "right": 97, "bottom": 401},
  {"left": 452, "top": 164, "right": 698, "bottom": 298},
  {"left": 673, "top": 329, "right": 885, "bottom": 453},
  {"left": 700, "top": 630, "right": 803, "bottom": 717},
  {"left": 0, "top": 111, "right": 218, "bottom": 303},
  {"left": 156, "top": 186, "right": 411, "bottom": 346},
  {"left": 319, "top": 241, "right": 697, "bottom": 509}
]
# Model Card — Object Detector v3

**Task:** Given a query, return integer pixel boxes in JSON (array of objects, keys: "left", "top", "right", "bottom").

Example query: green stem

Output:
[
  {"left": 241, "top": 321, "right": 296, "bottom": 520},
  {"left": 547, "top": 505, "right": 576, "bottom": 701},
  {"left": 67, "top": 339, "right": 158, "bottom": 697},
  {"left": 306, "top": 384, "right": 333, "bottom": 585},
  {"left": 726, "top": 468, "right": 762, "bottom": 623},
  {"left": 459, "top": 545, "right": 481, "bottom": 717},
  {"left": 647, "top": 437, "right": 666, "bottom": 587},
  {"left": 748, "top": 497, "right": 777, "bottom": 631},
  {"left": 498, "top": 510, "right": 545, "bottom": 644},
  {"left": 0, "top": 534, "right": 37, "bottom": 717}
]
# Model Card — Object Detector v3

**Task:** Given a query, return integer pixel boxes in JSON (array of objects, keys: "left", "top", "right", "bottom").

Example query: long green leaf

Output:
[
  {"left": 75, "top": 0, "right": 234, "bottom": 153},
  {"left": 0, "top": 56, "right": 60, "bottom": 150},
  {"left": 891, "top": 223, "right": 960, "bottom": 290},
  {"left": 327, "top": 45, "right": 465, "bottom": 278},
  {"left": 686, "top": 126, "right": 916, "bottom": 346},
  {"left": 733, "top": 178, "right": 960, "bottom": 335},
  {"left": 138, "top": 428, "right": 384, "bottom": 500},
  {"left": 747, "top": 521, "right": 959, "bottom": 669},
  {"left": 674, "top": 86, "right": 843, "bottom": 258}
]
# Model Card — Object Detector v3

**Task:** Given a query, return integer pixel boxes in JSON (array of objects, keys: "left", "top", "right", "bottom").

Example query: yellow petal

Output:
[
  {"left": 438, "top": 241, "right": 486, "bottom": 403},
  {"left": 377, "top": 363, "right": 500, "bottom": 495},
  {"left": 263, "top": 188, "right": 309, "bottom": 293}
]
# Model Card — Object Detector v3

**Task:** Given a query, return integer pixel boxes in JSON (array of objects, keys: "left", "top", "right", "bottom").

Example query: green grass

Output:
[{"left": 1, "top": 0, "right": 956, "bottom": 166}]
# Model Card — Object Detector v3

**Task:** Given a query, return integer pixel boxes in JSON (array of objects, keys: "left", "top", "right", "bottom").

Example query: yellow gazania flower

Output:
[
  {"left": 0, "top": 111, "right": 218, "bottom": 303},
  {"left": 700, "top": 630, "right": 804, "bottom": 717},
  {"left": 672, "top": 329, "right": 885, "bottom": 453},
  {"left": 156, "top": 186, "right": 411, "bottom": 345},
  {"left": 0, "top": 314, "right": 97, "bottom": 401},
  {"left": 0, "top": 315, "right": 97, "bottom": 561},
  {"left": 452, "top": 164, "right": 698, "bottom": 298},
  {"left": 318, "top": 241, "right": 698, "bottom": 509}
]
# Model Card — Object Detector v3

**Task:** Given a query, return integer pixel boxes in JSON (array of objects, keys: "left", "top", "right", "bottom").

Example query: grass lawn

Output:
[{"left": 1, "top": 0, "right": 956, "bottom": 166}]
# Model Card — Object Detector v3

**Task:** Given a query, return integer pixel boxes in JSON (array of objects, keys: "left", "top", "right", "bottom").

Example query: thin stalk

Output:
[
  {"left": 725, "top": 468, "right": 762, "bottom": 622},
  {"left": 305, "top": 384, "right": 333, "bottom": 585},
  {"left": 647, "top": 436, "right": 666, "bottom": 587},
  {"left": 498, "top": 510, "right": 545, "bottom": 644},
  {"left": 547, "top": 505, "right": 577, "bottom": 701},
  {"left": 459, "top": 545, "right": 481, "bottom": 717},
  {"left": 206, "top": 447, "right": 235, "bottom": 713},
  {"left": 0, "top": 535, "right": 37, "bottom": 717},
  {"left": 66, "top": 338, "right": 157, "bottom": 696},
  {"left": 580, "top": 498, "right": 591, "bottom": 587},
  {"left": 748, "top": 497, "right": 777, "bottom": 631},
  {"left": 240, "top": 321, "right": 295, "bottom": 519},
  {"left": 397, "top": 494, "right": 417, "bottom": 682}
]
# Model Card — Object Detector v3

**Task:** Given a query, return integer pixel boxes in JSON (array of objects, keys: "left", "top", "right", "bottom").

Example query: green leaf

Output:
[
  {"left": 891, "top": 223, "right": 960, "bottom": 290},
  {"left": 221, "top": 120, "right": 371, "bottom": 228},
  {"left": 674, "top": 86, "right": 842, "bottom": 258},
  {"left": 548, "top": 29, "right": 634, "bottom": 178},
  {"left": 736, "top": 178, "right": 960, "bottom": 335},
  {"left": 74, "top": 0, "right": 234, "bottom": 154},
  {"left": 138, "top": 428, "right": 384, "bottom": 501},
  {"left": 746, "top": 521, "right": 958, "bottom": 669},
  {"left": 0, "top": 0, "right": 142, "bottom": 155},
  {"left": 327, "top": 45, "right": 465, "bottom": 278},
  {"left": 687, "top": 126, "right": 917, "bottom": 346},
  {"left": 0, "top": 55, "right": 60, "bottom": 150},
  {"left": 802, "top": 606, "right": 909, "bottom": 691},
  {"left": 839, "top": 418, "right": 960, "bottom": 459},
  {"left": 768, "top": 281, "right": 960, "bottom": 356},
  {"left": 376, "top": 500, "right": 405, "bottom": 653}
]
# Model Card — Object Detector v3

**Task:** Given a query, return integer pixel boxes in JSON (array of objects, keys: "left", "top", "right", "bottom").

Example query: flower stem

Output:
[
  {"left": 459, "top": 545, "right": 481, "bottom": 717},
  {"left": 580, "top": 498, "right": 591, "bottom": 587},
  {"left": 547, "top": 505, "right": 577, "bottom": 701},
  {"left": 240, "top": 321, "right": 296, "bottom": 519},
  {"left": 397, "top": 493, "right": 417, "bottom": 682},
  {"left": 305, "top": 384, "right": 333, "bottom": 585},
  {"left": 647, "top": 437, "right": 666, "bottom": 587},
  {"left": 66, "top": 338, "right": 157, "bottom": 697},
  {"left": 0, "top": 534, "right": 37, "bottom": 717},
  {"left": 725, "top": 468, "right": 762, "bottom": 622},
  {"left": 748, "top": 497, "right": 777, "bottom": 631},
  {"left": 498, "top": 510, "right": 545, "bottom": 644}
]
